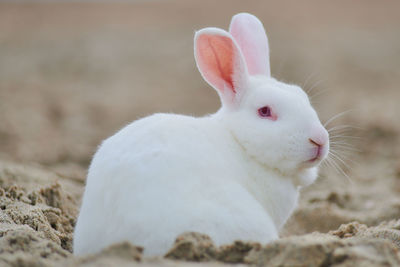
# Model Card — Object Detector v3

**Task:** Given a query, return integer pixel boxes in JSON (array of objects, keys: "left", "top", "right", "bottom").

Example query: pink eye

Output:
[
  {"left": 258, "top": 106, "right": 277, "bottom": 121},
  {"left": 258, "top": 106, "right": 272, "bottom": 117}
]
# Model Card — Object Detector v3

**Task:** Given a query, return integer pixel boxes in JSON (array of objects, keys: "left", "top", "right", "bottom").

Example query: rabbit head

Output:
[{"left": 195, "top": 13, "right": 329, "bottom": 183}]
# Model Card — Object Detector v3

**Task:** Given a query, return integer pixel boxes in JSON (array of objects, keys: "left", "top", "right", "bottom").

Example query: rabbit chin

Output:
[
  {"left": 292, "top": 149, "right": 329, "bottom": 186},
  {"left": 294, "top": 166, "right": 319, "bottom": 187}
]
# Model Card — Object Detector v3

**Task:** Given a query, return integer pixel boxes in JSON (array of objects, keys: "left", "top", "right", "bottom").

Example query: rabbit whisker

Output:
[
  {"left": 323, "top": 109, "right": 354, "bottom": 128},
  {"left": 310, "top": 87, "right": 329, "bottom": 100},
  {"left": 330, "top": 144, "right": 361, "bottom": 152},
  {"left": 327, "top": 125, "right": 364, "bottom": 132},
  {"left": 326, "top": 155, "right": 353, "bottom": 183},
  {"left": 329, "top": 135, "right": 363, "bottom": 140},
  {"left": 329, "top": 150, "right": 352, "bottom": 169},
  {"left": 330, "top": 148, "right": 360, "bottom": 166},
  {"left": 329, "top": 140, "right": 354, "bottom": 145},
  {"left": 306, "top": 79, "right": 325, "bottom": 96},
  {"left": 302, "top": 71, "right": 318, "bottom": 91}
]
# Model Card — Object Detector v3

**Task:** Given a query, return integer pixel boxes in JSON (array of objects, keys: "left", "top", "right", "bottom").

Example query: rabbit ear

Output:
[
  {"left": 229, "top": 13, "right": 270, "bottom": 77},
  {"left": 195, "top": 28, "right": 249, "bottom": 108}
]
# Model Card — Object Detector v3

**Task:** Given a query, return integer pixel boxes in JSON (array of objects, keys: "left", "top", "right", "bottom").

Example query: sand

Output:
[
  {"left": 1, "top": 1, "right": 400, "bottom": 266},
  {"left": 1, "top": 160, "right": 400, "bottom": 266}
]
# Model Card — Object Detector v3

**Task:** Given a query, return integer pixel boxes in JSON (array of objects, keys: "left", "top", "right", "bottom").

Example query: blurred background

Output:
[{"left": 0, "top": 0, "right": 399, "bottom": 193}]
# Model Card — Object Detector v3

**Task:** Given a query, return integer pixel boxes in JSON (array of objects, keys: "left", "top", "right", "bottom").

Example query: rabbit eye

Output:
[{"left": 258, "top": 106, "right": 272, "bottom": 117}]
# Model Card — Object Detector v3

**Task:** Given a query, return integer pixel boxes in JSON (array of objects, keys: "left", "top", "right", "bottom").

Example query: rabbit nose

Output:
[
  {"left": 309, "top": 138, "right": 323, "bottom": 147},
  {"left": 309, "top": 126, "right": 329, "bottom": 147}
]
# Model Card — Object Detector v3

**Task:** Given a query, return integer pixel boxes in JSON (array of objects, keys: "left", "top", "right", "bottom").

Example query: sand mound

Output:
[
  {"left": 1, "top": 160, "right": 400, "bottom": 267},
  {"left": 0, "top": 161, "right": 81, "bottom": 266}
]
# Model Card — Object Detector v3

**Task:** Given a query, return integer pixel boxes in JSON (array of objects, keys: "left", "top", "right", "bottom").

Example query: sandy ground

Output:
[{"left": 0, "top": 1, "right": 400, "bottom": 266}]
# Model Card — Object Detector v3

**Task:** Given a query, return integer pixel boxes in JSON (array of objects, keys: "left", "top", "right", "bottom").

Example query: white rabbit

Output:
[{"left": 73, "top": 13, "right": 329, "bottom": 256}]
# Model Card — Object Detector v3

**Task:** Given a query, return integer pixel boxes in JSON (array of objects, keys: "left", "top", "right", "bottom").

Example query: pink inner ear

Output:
[{"left": 196, "top": 34, "right": 236, "bottom": 93}]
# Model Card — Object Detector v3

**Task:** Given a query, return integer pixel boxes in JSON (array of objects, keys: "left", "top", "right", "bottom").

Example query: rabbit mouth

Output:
[
  {"left": 299, "top": 147, "right": 322, "bottom": 169},
  {"left": 299, "top": 155, "right": 322, "bottom": 170},
  {"left": 309, "top": 147, "right": 322, "bottom": 162},
  {"left": 306, "top": 144, "right": 329, "bottom": 166},
  {"left": 308, "top": 156, "right": 320, "bottom": 163}
]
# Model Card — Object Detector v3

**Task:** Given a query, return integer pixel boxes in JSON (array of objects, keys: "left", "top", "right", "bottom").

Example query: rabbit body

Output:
[
  {"left": 74, "top": 112, "right": 299, "bottom": 256},
  {"left": 74, "top": 13, "right": 329, "bottom": 256}
]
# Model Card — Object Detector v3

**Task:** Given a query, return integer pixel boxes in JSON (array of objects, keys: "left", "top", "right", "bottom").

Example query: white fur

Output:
[{"left": 73, "top": 13, "right": 329, "bottom": 256}]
